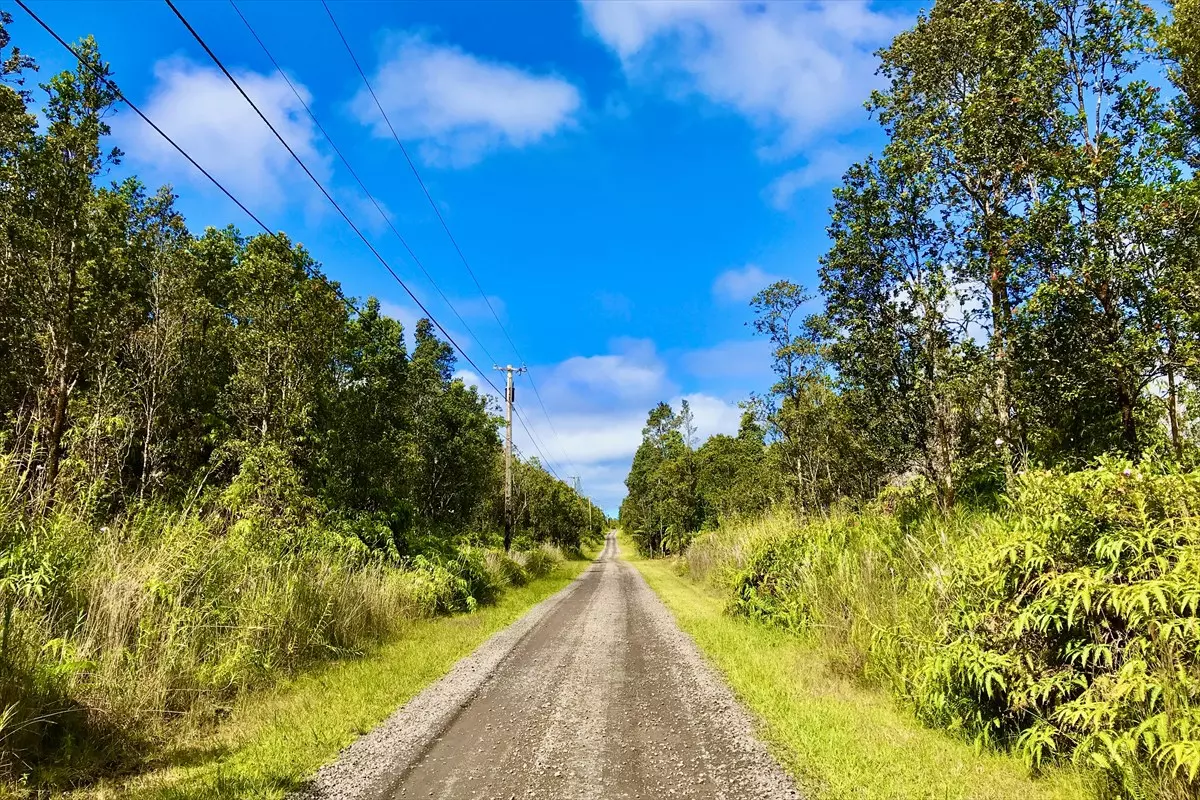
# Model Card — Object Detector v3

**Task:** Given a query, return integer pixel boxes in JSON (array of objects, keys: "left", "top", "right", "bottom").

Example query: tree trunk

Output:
[
  {"left": 43, "top": 365, "right": 70, "bottom": 498},
  {"left": 1166, "top": 337, "right": 1183, "bottom": 460},
  {"left": 1117, "top": 382, "right": 1139, "bottom": 455},
  {"left": 985, "top": 212, "right": 1016, "bottom": 486}
]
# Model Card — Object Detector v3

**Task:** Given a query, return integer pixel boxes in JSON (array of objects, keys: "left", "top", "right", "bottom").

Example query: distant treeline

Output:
[{"left": 623, "top": 0, "right": 1200, "bottom": 553}]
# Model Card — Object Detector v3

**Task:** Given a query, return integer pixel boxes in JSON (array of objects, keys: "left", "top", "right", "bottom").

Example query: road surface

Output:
[{"left": 305, "top": 533, "right": 798, "bottom": 800}]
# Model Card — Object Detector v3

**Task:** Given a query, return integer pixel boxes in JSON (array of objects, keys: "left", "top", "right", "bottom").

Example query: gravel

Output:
[{"left": 292, "top": 534, "right": 801, "bottom": 800}]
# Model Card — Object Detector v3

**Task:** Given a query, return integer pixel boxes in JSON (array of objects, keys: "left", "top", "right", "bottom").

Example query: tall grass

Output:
[
  {"left": 682, "top": 458, "right": 1200, "bottom": 799},
  {"left": 0, "top": 482, "right": 563, "bottom": 787}
]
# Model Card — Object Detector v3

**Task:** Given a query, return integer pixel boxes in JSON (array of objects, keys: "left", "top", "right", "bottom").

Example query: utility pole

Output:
[
  {"left": 570, "top": 475, "right": 591, "bottom": 533},
  {"left": 494, "top": 364, "right": 526, "bottom": 551}
]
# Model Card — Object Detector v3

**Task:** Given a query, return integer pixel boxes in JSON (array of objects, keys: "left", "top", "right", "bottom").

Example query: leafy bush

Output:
[
  {"left": 687, "top": 457, "right": 1200, "bottom": 798},
  {"left": 909, "top": 458, "right": 1200, "bottom": 798}
]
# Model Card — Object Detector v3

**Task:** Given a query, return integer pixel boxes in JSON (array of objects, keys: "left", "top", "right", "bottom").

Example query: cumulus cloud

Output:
[
  {"left": 680, "top": 392, "right": 745, "bottom": 441},
  {"left": 539, "top": 338, "right": 673, "bottom": 413},
  {"left": 116, "top": 58, "right": 328, "bottom": 209},
  {"left": 712, "top": 264, "right": 781, "bottom": 304},
  {"left": 350, "top": 33, "right": 582, "bottom": 167},
  {"left": 499, "top": 338, "right": 744, "bottom": 513},
  {"left": 581, "top": 0, "right": 904, "bottom": 154}
]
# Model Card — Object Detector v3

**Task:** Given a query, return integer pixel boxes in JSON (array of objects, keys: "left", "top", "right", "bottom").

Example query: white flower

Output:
[{"left": 994, "top": 438, "right": 1005, "bottom": 447}]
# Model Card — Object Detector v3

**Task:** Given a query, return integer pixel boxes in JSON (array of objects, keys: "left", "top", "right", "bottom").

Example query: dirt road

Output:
[{"left": 304, "top": 533, "right": 798, "bottom": 800}]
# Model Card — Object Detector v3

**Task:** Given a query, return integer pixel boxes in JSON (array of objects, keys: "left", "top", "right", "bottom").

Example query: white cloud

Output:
[
  {"left": 495, "top": 338, "right": 746, "bottom": 513},
  {"left": 377, "top": 299, "right": 423, "bottom": 343},
  {"left": 712, "top": 264, "right": 781, "bottom": 304},
  {"left": 117, "top": 58, "right": 328, "bottom": 209},
  {"left": 454, "top": 369, "right": 482, "bottom": 391},
  {"left": 582, "top": 0, "right": 904, "bottom": 154},
  {"left": 351, "top": 33, "right": 582, "bottom": 167},
  {"left": 533, "top": 409, "right": 648, "bottom": 464},
  {"left": 767, "top": 144, "right": 859, "bottom": 208},
  {"left": 539, "top": 338, "right": 673, "bottom": 412},
  {"left": 680, "top": 392, "right": 743, "bottom": 441}
]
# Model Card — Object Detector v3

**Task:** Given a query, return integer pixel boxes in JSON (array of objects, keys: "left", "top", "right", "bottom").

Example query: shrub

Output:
[
  {"left": 910, "top": 458, "right": 1200, "bottom": 797},
  {"left": 686, "top": 457, "right": 1200, "bottom": 798},
  {"left": 484, "top": 549, "right": 530, "bottom": 588},
  {"left": 0, "top": 498, "right": 562, "bottom": 785},
  {"left": 514, "top": 544, "right": 563, "bottom": 579}
]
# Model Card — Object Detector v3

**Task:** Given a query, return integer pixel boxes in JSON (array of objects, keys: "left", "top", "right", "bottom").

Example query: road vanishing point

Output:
[{"left": 304, "top": 533, "right": 799, "bottom": 800}]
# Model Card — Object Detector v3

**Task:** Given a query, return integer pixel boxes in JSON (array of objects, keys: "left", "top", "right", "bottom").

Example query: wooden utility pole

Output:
[
  {"left": 570, "top": 475, "right": 591, "bottom": 533},
  {"left": 494, "top": 364, "right": 526, "bottom": 550}
]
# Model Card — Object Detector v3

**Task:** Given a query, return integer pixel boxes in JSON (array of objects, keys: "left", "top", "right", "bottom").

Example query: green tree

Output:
[
  {"left": 622, "top": 401, "right": 699, "bottom": 554},
  {"left": 694, "top": 411, "right": 777, "bottom": 522},
  {"left": 406, "top": 319, "right": 500, "bottom": 532},
  {"left": 1017, "top": 0, "right": 1175, "bottom": 458},
  {"left": 820, "top": 155, "right": 970, "bottom": 508},
  {"left": 872, "top": 0, "right": 1058, "bottom": 480},
  {"left": 1164, "top": 0, "right": 1200, "bottom": 165},
  {"left": 5, "top": 38, "right": 125, "bottom": 499}
]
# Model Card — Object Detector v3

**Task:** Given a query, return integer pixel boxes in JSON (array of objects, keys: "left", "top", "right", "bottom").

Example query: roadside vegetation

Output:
[
  {"left": 622, "top": 1, "right": 1200, "bottom": 797},
  {"left": 0, "top": 13, "right": 604, "bottom": 793},
  {"left": 70, "top": 559, "right": 589, "bottom": 800},
  {"left": 627, "top": 539, "right": 1092, "bottom": 800}
]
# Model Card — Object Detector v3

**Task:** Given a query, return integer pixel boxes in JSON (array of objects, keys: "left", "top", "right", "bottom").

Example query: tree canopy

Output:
[
  {"left": 0, "top": 16, "right": 603, "bottom": 558},
  {"left": 621, "top": 0, "right": 1200, "bottom": 550}
]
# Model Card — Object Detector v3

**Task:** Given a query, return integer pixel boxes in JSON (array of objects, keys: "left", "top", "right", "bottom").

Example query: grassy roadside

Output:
[
  {"left": 64, "top": 558, "right": 589, "bottom": 800},
  {"left": 621, "top": 538, "right": 1093, "bottom": 800}
]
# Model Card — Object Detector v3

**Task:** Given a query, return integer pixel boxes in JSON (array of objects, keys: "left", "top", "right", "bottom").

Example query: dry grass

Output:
[{"left": 0, "top": 493, "right": 567, "bottom": 791}]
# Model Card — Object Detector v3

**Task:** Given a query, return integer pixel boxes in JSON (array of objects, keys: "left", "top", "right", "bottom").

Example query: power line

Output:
[
  {"left": 319, "top": 0, "right": 580, "bottom": 480},
  {"left": 227, "top": 0, "right": 505, "bottom": 371},
  {"left": 19, "top": 0, "right": 573, "bottom": 488},
  {"left": 13, "top": 0, "right": 272, "bottom": 235},
  {"left": 513, "top": 407, "right": 563, "bottom": 481},
  {"left": 162, "top": 0, "right": 506, "bottom": 398},
  {"left": 175, "top": 0, "right": 572, "bottom": 483},
  {"left": 12, "top": 0, "right": 362, "bottom": 320}
]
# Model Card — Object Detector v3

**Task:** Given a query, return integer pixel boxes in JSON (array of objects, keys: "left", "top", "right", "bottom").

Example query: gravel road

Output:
[{"left": 300, "top": 533, "right": 799, "bottom": 800}]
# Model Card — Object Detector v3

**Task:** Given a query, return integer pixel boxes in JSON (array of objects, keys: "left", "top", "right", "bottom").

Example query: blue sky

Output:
[{"left": 11, "top": 0, "right": 924, "bottom": 513}]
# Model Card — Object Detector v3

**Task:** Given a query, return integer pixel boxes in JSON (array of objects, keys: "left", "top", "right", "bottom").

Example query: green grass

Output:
[
  {"left": 623, "top": 540, "right": 1093, "bottom": 800},
  {"left": 72, "top": 560, "right": 589, "bottom": 800}
]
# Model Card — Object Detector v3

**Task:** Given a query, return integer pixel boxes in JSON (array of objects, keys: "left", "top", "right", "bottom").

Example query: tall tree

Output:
[
  {"left": 10, "top": 39, "right": 124, "bottom": 499},
  {"left": 872, "top": 0, "right": 1058, "bottom": 481},
  {"left": 820, "top": 156, "right": 970, "bottom": 508},
  {"left": 1024, "top": 0, "right": 1174, "bottom": 456}
]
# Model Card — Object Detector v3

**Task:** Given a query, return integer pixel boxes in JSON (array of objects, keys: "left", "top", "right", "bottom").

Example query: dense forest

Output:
[
  {"left": 623, "top": 0, "right": 1200, "bottom": 547},
  {"left": 622, "top": 1, "right": 1200, "bottom": 797},
  {"left": 0, "top": 12, "right": 603, "bottom": 784}
]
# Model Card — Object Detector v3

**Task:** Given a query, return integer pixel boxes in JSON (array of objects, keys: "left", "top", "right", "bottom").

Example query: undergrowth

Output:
[
  {"left": 0, "top": 482, "right": 564, "bottom": 790},
  {"left": 684, "top": 457, "right": 1200, "bottom": 799}
]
